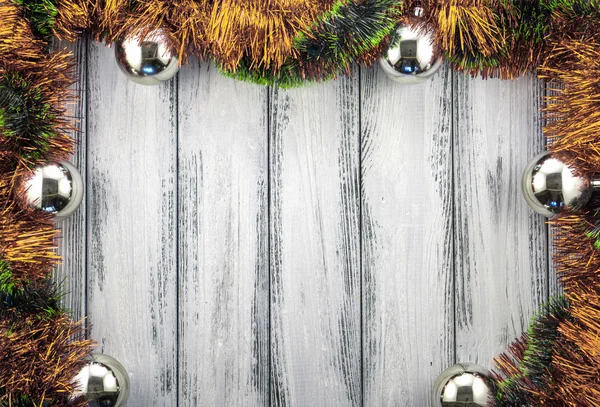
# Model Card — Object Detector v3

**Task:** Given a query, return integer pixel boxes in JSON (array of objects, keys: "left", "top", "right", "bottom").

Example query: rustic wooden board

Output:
[
  {"left": 65, "top": 46, "right": 550, "bottom": 405},
  {"left": 453, "top": 74, "right": 548, "bottom": 366},
  {"left": 269, "top": 74, "right": 362, "bottom": 406},
  {"left": 55, "top": 38, "right": 87, "bottom": 321},
  {"left": 546, "top": 83, "right": 563, "bottom": 298},
  {"left": 86, "top": 42, "right": 178, "bottom": 407},
  {"left": 361, "top": 66, "right": 454, "bottom": 407},
  {"left": 177, "top": 61, "right": 269, "bottom": 406}
]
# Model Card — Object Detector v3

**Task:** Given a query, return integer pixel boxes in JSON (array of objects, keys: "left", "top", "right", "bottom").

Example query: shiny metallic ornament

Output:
[
  {"left": 522, "top": 151, "right": 596, "bottom": 217},
  {"left": 380, "top": 7, "right": 443, "bottom": 84},
  {"left": 23, "top": 161, "right": 83, "bottom": 220},
  {"left": 433, "top": 363, "right": 496, "bottom": 406},
  {"left": 115, "top": 28, "right": 179, "bottom": 85},
  {"left": 73, "top": 354, "right": 130, "bottom": 407}
]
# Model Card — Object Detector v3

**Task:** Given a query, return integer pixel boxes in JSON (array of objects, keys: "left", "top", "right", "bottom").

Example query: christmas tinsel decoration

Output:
[{"left": 2, "top": 0, "right": 600, "bottom": 405}]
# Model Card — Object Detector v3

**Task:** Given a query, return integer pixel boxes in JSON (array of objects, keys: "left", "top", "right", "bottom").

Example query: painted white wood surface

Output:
[
  {"left": 86, "top": 42, "right": 178, "bottom": 407},
  {"left": 361, "top": 66, "right": 453, "bottom": 407},
  {"left": 56, "top": 39, "right": 87, "bottom": 321},
  {"left": 58, "top": 41, "right": 551, "bottom": 406},
  {"left": 453, "top": 75, "right": 548, "bottom": 366},
  {"left": 269, "top": 75, "right": 361, "bottom": 406},
  {"left": 177, "top": 60, "right": 269, "bottom": 406}
]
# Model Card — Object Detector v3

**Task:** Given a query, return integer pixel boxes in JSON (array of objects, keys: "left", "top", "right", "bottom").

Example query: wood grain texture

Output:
[
  {"left": 63, "top": 47, "right": 554, "bottom": 406},
  {"left": 55, "top": 38, "right": 87, "bottom": 321},
  {"left": 546, "top": 84, "right": 563, "bottom": 298},
  {"left": 453, "top": 74, "right": 548, "bottom": 366},
  {"left": 361, "top": 66, "right": 454, "bottom": 407},
  {"left": 86, "top": 42, "right": 178, "bottom": 407},
  {"left": 177, "top": 61, "right": 269, "bottom": 407},
  {"left": 269, "top": 74, "right": 362, "bottom": 406}
]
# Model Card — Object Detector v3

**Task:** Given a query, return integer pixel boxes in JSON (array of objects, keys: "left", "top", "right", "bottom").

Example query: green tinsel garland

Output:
[{"left": 13, "top": 0, "right": 58, "bottom": 40}]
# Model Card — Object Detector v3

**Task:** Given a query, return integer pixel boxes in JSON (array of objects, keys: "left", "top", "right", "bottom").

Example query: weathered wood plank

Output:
[
  {"left": 361, "top": 66, "right": 454, "bottom": 407},
  {"left": 86, "top": 41, "right": 178, "bottom": 407},
  {"left": 546, "top": 83, "right": 563, "bottom": 298},
  {"left": 269, "top": 74, "right": 362, "bottom": 406},
  {"left": 177, "top": 61, "right": 269, "bottom": 407},
  {"left": 453, "top": 75, "right": 548, "bottom": 366},
  {"left": 55, "top": 38, "right": 87, "bottom": 321}
]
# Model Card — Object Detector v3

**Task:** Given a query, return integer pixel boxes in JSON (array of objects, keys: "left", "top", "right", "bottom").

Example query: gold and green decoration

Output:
[{"left": 2, "top": 0, "right": 600, "bottom": 406}]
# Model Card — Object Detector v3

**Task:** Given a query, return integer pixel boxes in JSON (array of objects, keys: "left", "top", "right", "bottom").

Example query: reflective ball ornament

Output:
[
  {"left": 22, "top": 161, "right": 83, "bottom": 220},
  {"left": 522, "top": 151, "right": 592, "bottom": 217},
  {"left": 380, "top": 8, "right": 443, "bottom": 84},
  {"left": 115, "top": 28, "right": 179, "bottom": 85},
  {"left": 73, "top": 354, "right": 130, "bottom": 407},
  {"left": 433, "top": 363, "right": 496, "bottom": 406}
]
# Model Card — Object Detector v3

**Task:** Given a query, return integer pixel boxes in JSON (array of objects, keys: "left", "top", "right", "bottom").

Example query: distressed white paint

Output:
[
  {"left": 59, "top": 43, "right": 550, "bottom": 406},
  {"left": 86, "top": 42, "right": 178, "bottom": 407},
  {"left": 55, "top": 39, "right": 87, "bottom": 321},
  {"left": 453, "top": 75, "right": 548, "bottom": 366},
  {"left": 269, "top": 74, "right": 362, "bottom": 406},
  {"left": 361, "top": 66, "right": 454, "bottom": 407},
  {"left": 177, "top": 60, "right": 269, "bottom": 406}
]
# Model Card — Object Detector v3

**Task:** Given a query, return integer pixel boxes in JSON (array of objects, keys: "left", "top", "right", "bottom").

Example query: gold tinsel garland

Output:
[{"left": 1, "top": 0, "right": 600, "bottom": 406}]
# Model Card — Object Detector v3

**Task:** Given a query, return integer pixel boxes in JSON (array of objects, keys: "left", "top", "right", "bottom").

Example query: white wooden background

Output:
[{"left": 55, "top": 40, "right": 557, "bottom": 407}]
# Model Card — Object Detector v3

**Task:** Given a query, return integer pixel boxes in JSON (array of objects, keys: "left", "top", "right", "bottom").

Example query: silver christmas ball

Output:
[
  {"left": 73, "top": 354, "right": 130, "bottom": 407},
  {"left": 433, "top": 363, "right": 496, "bottom": 406},
  {"left": 380, "top": 8, "right": 443, "bottom": 84},
  {"left": 522, "top": 151, "right": 592, "bottom": 217},
  {"left": 22, "top": 161, "right": 83, "bottom": 220},
  {"left": 115, "top": 28, "right": 179, "bottom": 85}
]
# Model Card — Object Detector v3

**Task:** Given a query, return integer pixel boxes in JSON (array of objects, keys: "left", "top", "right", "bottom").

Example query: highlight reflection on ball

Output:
[
  {"left": 115, "top": 28, "right": 180, "bottom": 85},
  {"left": 23, "top": 161, "right": 83, "bottom": 219},
  {"left": 522, "top": 152, "right": 592, "bottom": 217},
  {"left": 433, "top": 363, "right": 496, "bottom": 406},
  {"left": 73, "top": 354, "right": 130, "bottom": 407},
  {"left": 380, "top": 8, "right": 443, "bottom": 84}
]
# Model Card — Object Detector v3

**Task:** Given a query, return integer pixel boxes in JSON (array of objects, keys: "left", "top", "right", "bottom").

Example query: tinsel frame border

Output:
[{"left": 2, "top": 0, "right": 600, "bottom": 406}]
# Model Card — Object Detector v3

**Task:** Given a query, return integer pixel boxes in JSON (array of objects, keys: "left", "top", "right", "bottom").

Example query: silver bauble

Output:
[
  {"left": 380, "top": 8, "right": 443, "bottom": 84},
  {"left": 522, "top": 151, "right": 592, "bottom": 217},
  {"left": 73, "top": 354, "right": 130, "bottom": 407},
  {"left": 433, "top": 363, "right": 496, "bottom": 406},
  {"left": 23, "top": 161, "right": 83, "bottom": 220},
  {"left": 115, "top": 28, "right": 180, "bottom": 85}
]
